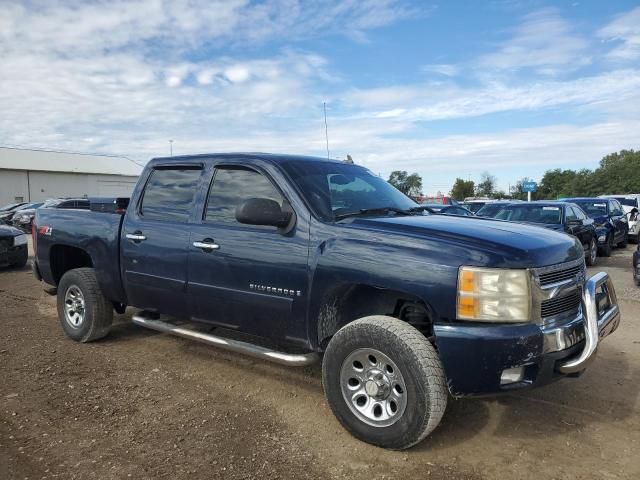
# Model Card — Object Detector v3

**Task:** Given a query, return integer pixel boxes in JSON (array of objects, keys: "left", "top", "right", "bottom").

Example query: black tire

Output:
[
  {"left": 585, "top": 238, "right": 597, "bottom": 266},
  {"left": 322, "top": 315, "right": 447, "bottom": 450},
  {"left": 618, "top": 235, "right": 628, "bottom": 248},
  {"left": 599, "top": 235, "right": 613, "bottom": 257},
  {"left": 56, "top": 268, "right": 113, "bottom": 342},
  {"left": 9, "top": 248, "right": 28, "bottom": 269}
]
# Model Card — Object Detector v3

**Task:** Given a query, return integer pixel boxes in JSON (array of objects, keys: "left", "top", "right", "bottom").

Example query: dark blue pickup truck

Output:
[{"left": 33, "top": 153, "right": 621, "bottom": 449}]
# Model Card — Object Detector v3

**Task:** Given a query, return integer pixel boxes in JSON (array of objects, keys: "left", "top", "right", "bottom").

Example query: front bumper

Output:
[
  {"left": 0, "top": 243, "right": 27, "bottom": 266},
  {"left": 434, "top": 272, "right": 620, "bottom": 395}
]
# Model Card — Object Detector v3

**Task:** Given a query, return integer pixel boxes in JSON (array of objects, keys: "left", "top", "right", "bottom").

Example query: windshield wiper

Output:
[{"left": 334, "top": 207, "right": 416, "bottom": 221}]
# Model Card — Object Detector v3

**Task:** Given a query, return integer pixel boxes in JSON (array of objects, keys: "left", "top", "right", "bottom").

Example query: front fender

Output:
[{"left": 306, "top": 234, "right": 459, "bottom": 348}]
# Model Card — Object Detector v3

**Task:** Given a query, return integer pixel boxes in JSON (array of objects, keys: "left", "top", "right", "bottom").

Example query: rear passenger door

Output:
[
  {"left": 187, "top": 163, "right": 310, "bottom": 341},
  {"left": 121, "top": 165, "right": 205, "bottom": 317}
]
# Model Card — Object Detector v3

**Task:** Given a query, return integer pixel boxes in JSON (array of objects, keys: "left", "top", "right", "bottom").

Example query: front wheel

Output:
[
  {"left": 56, "top": 268, "right": 113, "bottom": 342},
  {"left": 600, "top": 235, "right": 613, "bottom": 257},
  {"left": 322, "top": 316, "right": 447, "bottom": 450},
  {"left": 586, "top": 238, "right": 597, "bottom": 266}
]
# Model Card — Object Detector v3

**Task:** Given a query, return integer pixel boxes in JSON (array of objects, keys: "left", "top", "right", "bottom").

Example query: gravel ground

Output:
[{"left": 1, "top": 243, "right": 639, "bottom": 480}]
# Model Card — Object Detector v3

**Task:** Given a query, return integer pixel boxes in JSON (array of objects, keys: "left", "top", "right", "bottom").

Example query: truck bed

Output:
[{"left": 34, "top": 207, "right": 127, "bottom": 303}]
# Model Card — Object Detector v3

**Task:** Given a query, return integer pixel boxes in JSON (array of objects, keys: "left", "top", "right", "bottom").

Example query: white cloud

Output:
[
  {"left": 478, "top": 7, "right": 590, "bottom": 74},
  {"left": 344, "top": 69, "right": 640, "bottom": 121},
  {"left": 598, "top": 6, "right": 640, "bottom": 61},
  {"left": 422, "top": 64, "right": 460, "bottom": 76},
  {"left": 0, "top": 0, "right": 638, "bottom": 198}
]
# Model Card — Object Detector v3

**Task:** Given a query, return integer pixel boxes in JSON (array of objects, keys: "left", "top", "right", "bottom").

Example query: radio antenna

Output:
[{"left": 323, "top": 102, "right": 330, "bottom": 159}]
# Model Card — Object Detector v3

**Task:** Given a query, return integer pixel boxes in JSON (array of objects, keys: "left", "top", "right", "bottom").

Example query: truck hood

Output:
[
  {"left": 347, "top": 214, "right": 582, "bottom": 268},
  {"left": 0, "top": 224, "right": 24, "bottom": 237}
]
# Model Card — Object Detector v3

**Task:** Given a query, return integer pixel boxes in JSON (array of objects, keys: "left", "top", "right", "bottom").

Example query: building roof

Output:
[{"left": 0, "top": 146, "right": 143, "bottom": 176}]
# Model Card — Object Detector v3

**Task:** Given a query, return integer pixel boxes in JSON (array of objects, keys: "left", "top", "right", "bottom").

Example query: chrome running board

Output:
[{"left": 132, "top": 313, "right": 320, "bottom": 367}]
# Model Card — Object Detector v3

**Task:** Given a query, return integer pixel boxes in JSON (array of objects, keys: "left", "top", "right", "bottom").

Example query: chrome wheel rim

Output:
[
  {"left": 590, "top": 240, "right": 597, "bottom": 264},
  {"left": 340, "top": 348, "right": 407, "bottom": 427},
  {"left": 64, "top": 285, "right": 85, "bottom": 328}
]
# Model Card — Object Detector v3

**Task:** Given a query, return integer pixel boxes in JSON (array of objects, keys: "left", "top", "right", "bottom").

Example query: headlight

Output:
[
  {"left": 13, "top": 234, "right": 27, "bottom": 246},
  {"left": 457, "top": 267, "right": 531, "bottom": 323}
]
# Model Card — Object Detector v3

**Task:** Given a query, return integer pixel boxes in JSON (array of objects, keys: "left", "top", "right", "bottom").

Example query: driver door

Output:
[{"left": 186, "top": 164, "right": 310, "bottom": 341}]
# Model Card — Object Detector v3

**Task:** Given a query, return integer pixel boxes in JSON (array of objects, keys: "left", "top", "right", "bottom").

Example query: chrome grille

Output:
[
  {"left": 541, "top": 291, "right": 581, "bottom": 318},
  {"left": 538, "top": 263, "right": 584, "bottom": 286},
  {"left": 531, "top": 258, "right": 586, "bottom": 323}
]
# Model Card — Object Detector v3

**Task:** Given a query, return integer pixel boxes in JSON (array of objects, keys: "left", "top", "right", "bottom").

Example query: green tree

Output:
[
  {"left": 475, "top": 171, "right": 497, "bottom": 197},
  {"left": 388, "top": 170, "right": 423, "bottom": 196},
  {"left": 449, "top": 178, "right": 475, "bottom": 200}
]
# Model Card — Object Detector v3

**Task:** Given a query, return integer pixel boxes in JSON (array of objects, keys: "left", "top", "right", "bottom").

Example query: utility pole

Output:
[
  {"left": 323, "top": 102, "right": 329, "bottom": 159},
  {"left": 169, "top": 139, "right": 173, "bottom": 157}
]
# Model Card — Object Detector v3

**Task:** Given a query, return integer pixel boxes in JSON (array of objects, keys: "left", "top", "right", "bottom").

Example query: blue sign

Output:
[{"left": 522, "top": 181, "right": 537, "bottom": 193}]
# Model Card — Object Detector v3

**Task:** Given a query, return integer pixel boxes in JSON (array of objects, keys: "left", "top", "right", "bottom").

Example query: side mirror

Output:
[
  {"left": 567, "top": 219, "right": 581, "bottom": 226},
  {"left": 235, "top": 198, "right": 293, "bottom": 228}
]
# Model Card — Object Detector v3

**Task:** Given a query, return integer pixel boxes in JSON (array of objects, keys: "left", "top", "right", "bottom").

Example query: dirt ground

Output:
[{"left": 1, "top": 243, "right": 639, "bottom": 480}]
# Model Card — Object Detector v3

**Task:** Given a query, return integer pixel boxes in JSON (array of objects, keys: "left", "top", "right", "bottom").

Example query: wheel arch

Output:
[
  {"left": 49, "top": 244, "right": 94, "bottom": 285},
  {"left": 315, "top": 283, "right": 436, "bottom": 350}
]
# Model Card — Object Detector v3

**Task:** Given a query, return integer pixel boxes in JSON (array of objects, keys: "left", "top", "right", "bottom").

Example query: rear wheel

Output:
[
  {"left": 56, "top": 268, "right": 113, "bottom": 342},
  {"left": 322, "top": 316, "right": 447, "bottom": 450},
  {"left": 618, "top": 235, "right": 628, "bottom": 248},
  {"left": 586, "top": 238, "right": 597, "bottom": 266}
]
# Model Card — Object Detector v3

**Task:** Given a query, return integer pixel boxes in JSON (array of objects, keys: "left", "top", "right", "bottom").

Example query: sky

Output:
[{"left": 1, "top": 0, "right": 639, "bottom": 195}]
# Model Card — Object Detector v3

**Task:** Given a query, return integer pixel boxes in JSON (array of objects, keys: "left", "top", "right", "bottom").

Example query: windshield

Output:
[
  {"left": 463, "top": 202, "right": 486, "bottom": 213},
  {"left": 611, "top": 197, "right": 638, "bottom": 207},
  {"left": 494, "top": 205, "right": 562, "bottom": 224},
  {"left": 279, "top": 160, "right": 418, "bottom": 221},
  {"left": 476, "top": 203, "right": 509, "bottom": 217},
  {"left": 574, "top": 201, "right": 608, "bottom": 217},
  {"left": 42, "top": 199, "right": 63, "bottom": 208}
]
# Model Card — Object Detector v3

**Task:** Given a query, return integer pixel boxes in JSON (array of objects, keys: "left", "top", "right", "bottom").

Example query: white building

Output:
[{"left": 0, "top": 146, "right": 143, "bottom": 205}]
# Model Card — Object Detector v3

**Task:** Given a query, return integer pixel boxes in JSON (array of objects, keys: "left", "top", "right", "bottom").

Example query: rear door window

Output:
[{"left": 140, "top": 167, "right": 203, "bottom": 222}]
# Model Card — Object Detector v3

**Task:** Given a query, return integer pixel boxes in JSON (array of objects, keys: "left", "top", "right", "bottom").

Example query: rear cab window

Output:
[{"left": 140, "top": 167, "right": 203, "bottom": 222}]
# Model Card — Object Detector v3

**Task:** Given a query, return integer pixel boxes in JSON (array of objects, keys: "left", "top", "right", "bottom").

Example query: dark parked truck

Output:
[{"left": 33, "top": 153, "right": 621, "bottom": 449}]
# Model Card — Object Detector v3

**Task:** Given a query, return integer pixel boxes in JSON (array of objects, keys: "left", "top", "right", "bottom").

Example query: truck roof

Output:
[{"left": 150, "top": 152, "right": 347, "bottom": 166}]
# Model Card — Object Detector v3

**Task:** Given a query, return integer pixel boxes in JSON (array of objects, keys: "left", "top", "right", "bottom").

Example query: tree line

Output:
[{"left": 388, "top": 149, "right": 640, "bottom": 201}]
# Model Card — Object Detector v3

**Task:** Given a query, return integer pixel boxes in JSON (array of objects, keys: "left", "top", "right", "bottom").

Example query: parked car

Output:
[
  {"left": 563, "top": 197, "right": 629, "bottom": 256},
  {"left": 460, "top": 197, "right": 491, "bottom": 213},
  {"left": 9, "top": 202, "right": 44, "bottom": 231},
  {"left": 422, "top": 204, "right": 475, "bottom": 216},
  {"left": 0, "top": 202, "right": 28, "bottom": 223},
  {"left": 599, "top": 194, "right": 640, "bottom": 243},
  {"left": 0, "top": 224, "right": 28, "bottom": 268},
  {"left": 11, "top": 198, "right": 89, "bottom": 232},
  {"left": 486, "top": 202, "right": 598, "bottom": 266},
  {"left": 33, "top": 153, "right": 621, "bottom": 450},
  {"left": 634, "top": 243, "right": 640, "bottom": 286},
  {"left": 475, "top": 201, "right": 515, "bottom": 217},
  {"left": 630, "top": 208, "right": 640, "bottom": 244}
]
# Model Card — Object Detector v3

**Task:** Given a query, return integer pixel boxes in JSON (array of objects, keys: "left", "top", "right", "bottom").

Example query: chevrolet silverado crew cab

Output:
[{"left": 32, "top": 153, "right": 621, "bottom": 450}]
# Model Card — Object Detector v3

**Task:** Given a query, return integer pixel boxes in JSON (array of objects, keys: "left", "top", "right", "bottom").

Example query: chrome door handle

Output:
[
  {"left": 126, "top": 233, "right": 147, "bottom": 241},
  {"left": 193, "top": 241, "right": 220, "bottom": 251}
]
